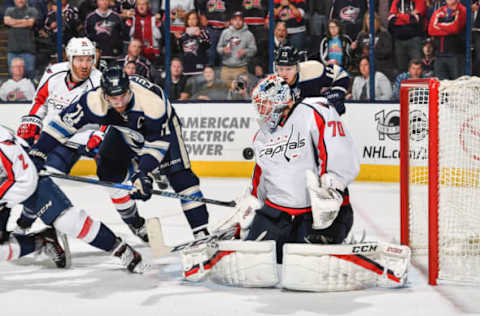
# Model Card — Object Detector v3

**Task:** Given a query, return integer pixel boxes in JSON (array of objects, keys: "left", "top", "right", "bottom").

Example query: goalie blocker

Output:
[{"left": 182, "top": 240, "right": 411, "bottom": 291}]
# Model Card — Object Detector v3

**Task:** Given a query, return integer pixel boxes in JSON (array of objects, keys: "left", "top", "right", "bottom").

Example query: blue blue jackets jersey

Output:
[
  {"left": 292, "top": 60, "right": 350, "bottom": 115},
  {"left": 34, "top": 75, "right": 174, "bottom": 173}
]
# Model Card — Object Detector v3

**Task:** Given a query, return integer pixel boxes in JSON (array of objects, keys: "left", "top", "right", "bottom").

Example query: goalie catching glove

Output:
[
  {"left": 17, "top": 115, "right": 42, "bottom": 146},
  {"left": 306, "top": 170, "right": 344, "bottom": 230}
]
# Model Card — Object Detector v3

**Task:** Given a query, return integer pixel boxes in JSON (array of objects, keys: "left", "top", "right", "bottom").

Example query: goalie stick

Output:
[
  {"left": 146, "top": 217, "right": 239, "bottom": 257},
  {"left": 46, "top": 173, "right": 237, "bottom": 207}
]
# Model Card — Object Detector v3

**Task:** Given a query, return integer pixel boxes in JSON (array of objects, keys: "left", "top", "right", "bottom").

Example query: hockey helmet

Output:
[
  {"left": 251, "top": 75, "right": 292, "bottom": 132},
  {"left": 274, "top": 46, "right": 301, "bottom": 66},
  {"left": 65, "top": 37, "right": 96, "bottom": 68},
  {"left": 101, "top": 65, "right": 130, "bottom": 97}
]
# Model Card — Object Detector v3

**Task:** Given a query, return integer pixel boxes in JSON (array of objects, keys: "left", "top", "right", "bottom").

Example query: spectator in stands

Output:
[
  {"left": 274, "top": 21, "right": 290, "bottom": 50},
  {"left": 3, "top": 0, "right": 39, "bottom": 79},
  {"left": 162, "top": 0, "right": 197, "bottom": 54},
  {"left": 157, "top": 57, "right": 188, "bottom": 101},
  {"left": 197, "top": 0, "right": 235, "bottom": 66},
  {"left": 388, "top": 0, "right": 426, "bottom": 74},
  {"left": 0, "top": 57, "right": 35, "bottom": 101},
  {"left": 238, "top": 0, "right": 269, "bottom": 69},
  {"left": 428, "top": 0, "right": 466, "bottom": 80},
  {"left": 180, "top": 65, "right": 229, "bottom": 100},
  {"left": 123, "top": 60, "right": 136, "bottom": 75},
  {"left": 217, "top": 11, "right": 257, "bottom": 88},
  {"left": 392, "top": 59, "right": 424, "bottom": 100},
  {"left": 79, "top": 0, "right": 96, "bottom": 21},
  {"left": 307, "top": 0, "right": 332, "bottom": 59},
  {"left": 350, "top": 56, "right": 393, "bottom": 101},
  {"left": 319, "top": 19, "right": 352, "bottom": 70},
  {"left": 177, "top": 10, "right": 210, "bottom": 78},
  {"left": 273, "top": 0, "right": 307, "bottom": 51},
  {"left": 228, "top": 71, "right": 257, "bottom": 100},
  {"left": 126, "top": 0, "right": 161, "bottom": 65},
  {"left": 42, "top": 0, "right": 83, "bottom": 45},
  {"left": 421, "top": 37, "right": 435, "bottom": 77},
  {"left": 117, "top": 38, "right": 153, "bottom": 80},
  {"left": 85, "top": 0, "right": 126, "bottom": 64},
  {"left": 329, "top": 0, "right": 367, "bottom": 42},
  {"left": 352, "top": 11, "right": 394, "bottom": 80}
]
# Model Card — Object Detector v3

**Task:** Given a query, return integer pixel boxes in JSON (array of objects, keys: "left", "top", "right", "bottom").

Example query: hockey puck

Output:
[{"left": 243, "top": 147, "right": 254, "bottom": 160}]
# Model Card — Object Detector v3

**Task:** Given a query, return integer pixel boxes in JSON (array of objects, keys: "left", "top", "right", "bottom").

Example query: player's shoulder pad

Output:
[
  {"left": 84, "top": 87, "right": 109, "bottom": 117},
  {"left": 298, "top": 60, "right": 325, "bottom": 82},
  {"left": 39, "top": 62, "right": 69, "bottom": 83},
  {"left": 300, "top": 97, "right": 337, "bottom": 119},
  {"left": 129, "top": 75, "right": 168, "bottom": 120}
]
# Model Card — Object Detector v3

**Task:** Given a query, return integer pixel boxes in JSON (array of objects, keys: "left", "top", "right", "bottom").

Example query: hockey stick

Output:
[
  {"left": 146, "top": 218, "right": 238, "bottom": 257},
  {"left": 46, "top": 173, "right": 237, "bottom": 207}
]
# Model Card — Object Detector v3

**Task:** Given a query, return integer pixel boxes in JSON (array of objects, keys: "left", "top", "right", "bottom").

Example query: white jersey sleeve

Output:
[
  {"left": 306, "top": 97, "right": 359, "bottom": 186},
  {"left": 0, "top": 127, "right": 38, "bottom": 208}
]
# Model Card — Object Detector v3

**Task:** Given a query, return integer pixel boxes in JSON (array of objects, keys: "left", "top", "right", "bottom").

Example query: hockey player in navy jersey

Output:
[
  {"left": 0, "top": 125, "right": 146, "bottom": 273},
  {"left": 274, "top": 46, "right": 350, "bottom": 115},
  {"left": 30, "top": 65, "right": 210, "bottom": 242}
]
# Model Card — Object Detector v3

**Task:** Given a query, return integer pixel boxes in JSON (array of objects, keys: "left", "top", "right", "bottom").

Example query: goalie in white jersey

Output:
[
  {"left": 246, "top": 74, "right": 360, "bottom": 262},
  {"left": 181, "top": 76, "right": 411, "bottom": 291}
]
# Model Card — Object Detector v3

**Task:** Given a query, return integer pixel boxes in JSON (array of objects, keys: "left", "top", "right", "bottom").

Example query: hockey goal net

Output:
[{"left": 400, "top": 77, "right": 480, "bottom": 285}]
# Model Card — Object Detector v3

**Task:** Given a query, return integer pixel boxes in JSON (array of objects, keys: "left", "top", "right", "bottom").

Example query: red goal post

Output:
[{"left": 400, "top": 77, "right": 480, "bottom": 286}]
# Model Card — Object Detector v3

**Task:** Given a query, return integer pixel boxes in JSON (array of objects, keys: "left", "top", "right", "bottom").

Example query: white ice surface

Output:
[{"left": 2, "top": 178, "right": 479, "bottom": 316}]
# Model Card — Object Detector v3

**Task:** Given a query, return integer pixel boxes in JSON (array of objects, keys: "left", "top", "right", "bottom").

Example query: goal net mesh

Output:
[{"left": 407, "top": 76, "right": 480, "bottom": 283}]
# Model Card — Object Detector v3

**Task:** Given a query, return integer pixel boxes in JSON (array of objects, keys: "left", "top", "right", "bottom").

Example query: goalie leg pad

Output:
[
  {"left": 209, "top": 240, "right": 279, "bottom": 287},
  {"left": 281, "top": 242, "right": 411, "bottom": 292}
]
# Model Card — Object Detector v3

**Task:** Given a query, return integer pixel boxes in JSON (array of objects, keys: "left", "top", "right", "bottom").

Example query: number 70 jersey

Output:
[{"left": 251, "top": 98, "right": 360, "bottom": 209}]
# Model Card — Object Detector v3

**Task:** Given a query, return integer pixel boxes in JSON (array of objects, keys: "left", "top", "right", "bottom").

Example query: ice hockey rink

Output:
[{"left": 2, "top": 177, "right": 479, "bottom": 316}]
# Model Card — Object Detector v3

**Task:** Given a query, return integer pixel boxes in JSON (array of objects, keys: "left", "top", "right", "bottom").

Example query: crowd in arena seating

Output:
[{"left": 0, "top": 0, "right": 478, "bottom": 102}]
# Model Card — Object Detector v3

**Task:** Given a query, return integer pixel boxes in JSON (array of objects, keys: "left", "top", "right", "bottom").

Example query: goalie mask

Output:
[{"left": 251, "top": 75, "right": 292, "bottom": 132}]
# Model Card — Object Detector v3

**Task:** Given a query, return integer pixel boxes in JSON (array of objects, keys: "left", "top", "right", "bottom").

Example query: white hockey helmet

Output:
[
  {"left": 251, "top": 75, "right": 292, "bottom": 132},
  {"left": 65, "top": 37, "right": 96, "bottom": 69}
]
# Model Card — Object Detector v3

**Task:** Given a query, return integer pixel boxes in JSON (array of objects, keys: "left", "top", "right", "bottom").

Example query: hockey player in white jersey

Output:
[
  {"left": 275, "top": 46, "right": 350, "bottom": 116},
  {"left": 15, "top": 37, "right": 103, "bottom": 233},
  {"left": 0, "top": 125, "right": 147, "bottom": 273},
  {"left": 181, "top": 76, "right": 411, "bottom": 291}
]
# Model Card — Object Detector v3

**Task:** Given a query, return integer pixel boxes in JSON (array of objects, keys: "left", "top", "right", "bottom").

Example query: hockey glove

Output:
[
  {"left": 79, "top": 130, "right": 104, "bottom": 158},
  {"left": 17, "top": 115, "right": 43, "bottom": 146},
  {"left": 324, "top": 90, "right": 346, "bottom": 116},
  {"left": 130, "top": 170, "right": 153, "bottom": 201},
  {"left": 306, "top": 170, "right": 343, "bottom": 230},
  {"left": 28, "top": 149, "right": 48, "bottom": 173}
]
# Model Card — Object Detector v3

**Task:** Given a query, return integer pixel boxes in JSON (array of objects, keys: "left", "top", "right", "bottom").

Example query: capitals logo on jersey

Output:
[
  {"left": 258, "top": 125, "right": 306, "bottom": 162},
  {"left": 207, "top": 0, "right": 226, "bottom": 12}
]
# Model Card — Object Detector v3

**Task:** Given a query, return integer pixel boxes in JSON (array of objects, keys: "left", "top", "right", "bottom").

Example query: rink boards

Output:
[{"left": 1, "top": 100, "right": 403, "bottom": 182}]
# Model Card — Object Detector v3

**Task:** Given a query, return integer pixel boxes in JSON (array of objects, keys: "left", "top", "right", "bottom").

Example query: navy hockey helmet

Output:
[
  {"left": 274, "top": 46, "right": 301, "bottom": 66},
  {"left": 101, "top": 65, "right": 130, "bottom": 96}
]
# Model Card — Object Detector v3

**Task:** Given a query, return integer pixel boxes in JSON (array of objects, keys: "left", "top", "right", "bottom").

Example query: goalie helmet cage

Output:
[{"left": 400, "top": 77, "right": 480, "bottom": 286}]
